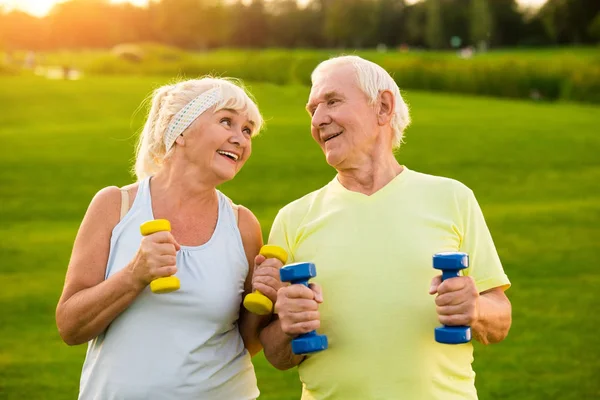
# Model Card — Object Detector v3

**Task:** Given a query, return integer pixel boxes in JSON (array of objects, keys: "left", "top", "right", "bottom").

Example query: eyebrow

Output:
[
  {"left": 306, "top": 91, "right": 342, "bottom": 112},
  {"left": 220, "top": 108, "right": 256, "bottom": 127}
]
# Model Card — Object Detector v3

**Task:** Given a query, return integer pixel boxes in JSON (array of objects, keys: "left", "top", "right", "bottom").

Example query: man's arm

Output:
[
  {"left": 430, "top": 276, "right": 511, "bottom": 345},
  {"left": 259, "top": 316, "right": 305, "bottom": 370},
  {"left": 260, "top": 283, "right": 323, "bottom": 370},
  {"left": 471, "top": 287, "right": 511, "bottom": 344}
]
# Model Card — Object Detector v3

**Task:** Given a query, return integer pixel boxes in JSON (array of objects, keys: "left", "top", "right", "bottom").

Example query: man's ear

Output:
[{"left": 377, "top": 90, "right": 395, "bottom": 126}]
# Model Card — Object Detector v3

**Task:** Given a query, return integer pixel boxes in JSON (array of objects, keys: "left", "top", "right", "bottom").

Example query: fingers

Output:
[
  {"left": 146, "top": 231, "right": 180, "bottom": 249},
  {"left": 153, "top": 265, "right": 178, "bottom": 278},
  {"left": 154, "top": 243, "right": 178, "bottom": 256},
  {"left": 281, "top": 319, "right": 321, "bottom": 336},
  {"left": 156, "top": 254, "right": 177, "bottom": 267},
  {"left": 309, "top": 283, "right": 323, "bottom": 303},
  {"left": 281, "top": 284, "right": 318, "bottom": 300},
  {"left": 429, "top": 275, "right": 442, "bottom": 295},
  {"left": 134, "top": 233, "right": 180, "bottom": 286},
  {"left": 432, "top": 276, "right": 479, "bottom": 326},
  {"left": 437, "top": 276, "right": 474, "bottom": 295},
  {"left": 252, "top": 276, "right": 280, "bottom": 301},
  {"left": 254, "top": 254, "right": 266, "bottom": 265},
  {"left": 435, "top": 292, "right": 469, "bottom": 307},
  {"left": 438, "top": 311, "right": 476, "bottom": 327},
  {"left": 280, "top": 298, "right": 319, "bottom": 312},
  {"left": 275, "top": 283, "right": 322, "bottom": 337},
  {"left": 436, "top": 303, "right": 468, "bottom": 316},
  {"left": 252, "top": 257, "right": 284, "bottom": 303},
  {"left": 256, "top": 257, "right": 284, "bottom": 270}
]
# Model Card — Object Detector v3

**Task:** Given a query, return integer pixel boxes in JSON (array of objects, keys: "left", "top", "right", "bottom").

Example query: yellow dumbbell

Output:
[
  {"left": 243, "top": 245, "right": 288, "bottom": 315},
  {"left": 140, "top": 219, "right": 181, "bottom": 294}
]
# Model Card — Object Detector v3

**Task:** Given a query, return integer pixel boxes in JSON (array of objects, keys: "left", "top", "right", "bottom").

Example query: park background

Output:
[{"left": 0, "top": 0, "right": 598, "bottom": 399}]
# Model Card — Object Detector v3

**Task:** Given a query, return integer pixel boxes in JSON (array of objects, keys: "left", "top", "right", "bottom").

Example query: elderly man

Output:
[{"left": 255, "top": 55, "right": 511, "bottom": 399}]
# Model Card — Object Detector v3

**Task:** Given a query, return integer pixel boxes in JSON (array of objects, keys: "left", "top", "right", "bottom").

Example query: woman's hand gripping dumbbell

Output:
[
  {"left": 243, "top": 245, "right": 287, "bottom": 315},
  {"left": 134, "top": 219, "right": 181, "bottom": 294}
]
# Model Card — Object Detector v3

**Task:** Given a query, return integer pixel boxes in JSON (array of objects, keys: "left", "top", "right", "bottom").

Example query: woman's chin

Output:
[{"left": 213, "top": 166, "right": 238, "bottom": 183}]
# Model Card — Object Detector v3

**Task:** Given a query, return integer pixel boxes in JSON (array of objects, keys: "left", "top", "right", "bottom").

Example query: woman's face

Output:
[{"left": 179, "top": 107, "right": 255, "bottom": 184}]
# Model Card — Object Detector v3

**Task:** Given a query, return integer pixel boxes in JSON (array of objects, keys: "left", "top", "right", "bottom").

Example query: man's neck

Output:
[{"left": 336, "top": 154, "right": 403, "bottom": 196}]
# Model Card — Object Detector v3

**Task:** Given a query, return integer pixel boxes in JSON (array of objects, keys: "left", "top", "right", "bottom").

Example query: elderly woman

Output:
[{"left": 56, "top": 77, "right": 269, "bottom": 399}]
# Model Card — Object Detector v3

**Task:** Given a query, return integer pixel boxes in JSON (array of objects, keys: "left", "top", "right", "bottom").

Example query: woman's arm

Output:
[
  {"left": 56, "top": 186, "right": 143, "bottom": 345},
  {"left": 56, "top": 186, "right": 179, "bottom": 345},
  {"left": 237, "top": 205, "right": 272, "bottom": 356}
]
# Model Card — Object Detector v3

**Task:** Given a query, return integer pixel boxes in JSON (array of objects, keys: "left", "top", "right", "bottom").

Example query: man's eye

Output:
[
  {"left": 220, "top": 118, "right": 231, "bottom": 127},
  {"left": 243, "top": 127, "right": 252, "bottom": 136},
  {"left": 328, "top": 99, "right": 338, "bottom": 106}
]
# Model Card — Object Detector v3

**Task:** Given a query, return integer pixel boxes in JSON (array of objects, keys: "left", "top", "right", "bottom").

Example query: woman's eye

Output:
[
  {"left": 243, "top": 127, "right": 252, "bottom": 136},
  {"left": 220, "top": 118, "right": 231, "bottom": 127}
]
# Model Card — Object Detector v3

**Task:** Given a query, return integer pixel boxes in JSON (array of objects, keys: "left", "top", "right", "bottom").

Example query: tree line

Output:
[{"left": 1, "top": 0, "right": 599, "bottom": 51}]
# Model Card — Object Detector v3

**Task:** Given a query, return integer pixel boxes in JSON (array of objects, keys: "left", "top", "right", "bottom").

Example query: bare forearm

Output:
[
  {"left": 259, "top": 318, "right": 305, "bottom": 370},
  {"left": 56, "top": 268, "right": 144, "bottom": 345},
  {"left": 239, "top": 310, "right": 270, "bottom": 357},
  {"left": 472, "top": 290, "right": 512, "bottom": 345}
]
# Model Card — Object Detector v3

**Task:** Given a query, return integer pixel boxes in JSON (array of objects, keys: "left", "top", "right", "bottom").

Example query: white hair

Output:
[
  {"left": 311, "top": 55, "right": 411, "bottom": 149},
  {"left": 133, "top": 77, "right": 263, "bottom": 180}
]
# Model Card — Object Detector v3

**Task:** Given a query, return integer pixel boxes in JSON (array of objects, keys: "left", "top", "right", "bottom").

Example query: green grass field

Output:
[{"left": 0, "top": 75, "right": 599, "bottom": 399}]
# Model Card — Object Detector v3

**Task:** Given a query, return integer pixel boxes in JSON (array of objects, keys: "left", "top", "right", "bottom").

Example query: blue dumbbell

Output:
[
  {"left": 432, "top": 252, "right": 472, "bottom": 344},
  {"left": 279, "top": 262, "right": 328, "bottom": 355}
]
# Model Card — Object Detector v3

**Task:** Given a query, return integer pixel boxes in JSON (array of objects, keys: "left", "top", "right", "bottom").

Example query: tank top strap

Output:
[{"left": 216, "top": 191, "right": 246, "bottom": 259}]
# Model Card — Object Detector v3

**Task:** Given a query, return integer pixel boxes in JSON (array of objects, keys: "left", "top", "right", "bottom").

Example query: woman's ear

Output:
[
  {"left": 377, "top": 90, "right": 395, "bottom": 126},
  {"left": 175, "top": 134, "right": 185, "bottom": 146}
]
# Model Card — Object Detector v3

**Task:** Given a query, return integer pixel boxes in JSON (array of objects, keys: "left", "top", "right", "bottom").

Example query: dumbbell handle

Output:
[
  {"left": 442, "top": 269, "right": 461, "bottom": 282},
  {"left": 140, "top": 219, "right": 180, "bottom": 294}
]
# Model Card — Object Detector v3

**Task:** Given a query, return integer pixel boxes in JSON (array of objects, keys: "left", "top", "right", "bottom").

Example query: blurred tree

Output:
[
  {"left": 0, "top": 10, "right": 47, "bottom": 50},
  {"left": 230, "top": 0, "right": 268, "bottom": 47},
  {"left": 377, "top": 0, "right": 407, "bottom": 47},
  {"left": 440, "top": 0, "right": 470, "bottom": 48},
  {"left": 470, "top": 0, "right": 493, "bottom": 48},
  {"left": 539, "top": 0, "right": 600, "bottom": 44},
  {"left": 111, "top": 3, "right": 153, "bottom": 45},
  {"left": 489, "top": 0, "right": 525, "bottom": 46},
  {"left": 405, "top": 1, "right": 427, "bottom": 47},
  {"left": 0, "top": 0, "right": 596, "bottom": 50},
  {"left": 324, "top": 0, "right": 379, "bottom": 48},
  {"left": 426, "top": 0, "right": 445, "bottom": 48},
  {"left": 267, "top": 0, "right": 303, "bottom": 47},
  {"left": 588, "top": 12, "right": 600, "bottom": 42},
  {"left": 48, "top": 0, "right": 115, "bottom": 48}
]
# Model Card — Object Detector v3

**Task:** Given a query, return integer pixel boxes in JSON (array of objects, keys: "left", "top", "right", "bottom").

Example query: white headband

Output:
[{"left": 164, "top": 87, "right": 222, "bottom": 151}]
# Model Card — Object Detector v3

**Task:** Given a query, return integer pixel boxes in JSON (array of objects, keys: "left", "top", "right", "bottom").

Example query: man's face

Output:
[{"left": 306, "top": 65, "right": 379, "bottom": 169}]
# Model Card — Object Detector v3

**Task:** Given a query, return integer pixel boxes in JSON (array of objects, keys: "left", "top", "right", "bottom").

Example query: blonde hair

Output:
[
  {"left": 133, "top": 77, "right": 263, "bottom": 180},
  {"left": 311, "top": 55, "right": 411, "bottom": 149}
]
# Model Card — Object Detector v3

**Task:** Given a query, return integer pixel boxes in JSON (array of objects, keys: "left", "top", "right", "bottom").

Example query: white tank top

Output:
[{"left": 78, "top": 177, "right": 259, "bottom": 400}]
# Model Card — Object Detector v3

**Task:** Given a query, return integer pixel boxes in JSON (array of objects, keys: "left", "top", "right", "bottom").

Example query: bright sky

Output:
[
  {"left": 0, "top": 0, "right": 147, "bottom": 17},
  {"left": 1, "top": 0, "right": 548, "bottom": 18}
]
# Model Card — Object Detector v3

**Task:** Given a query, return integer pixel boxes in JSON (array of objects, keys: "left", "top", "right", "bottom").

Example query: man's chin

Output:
[{"left": 325, "top": 151, "right": 343, "bottom": 169}]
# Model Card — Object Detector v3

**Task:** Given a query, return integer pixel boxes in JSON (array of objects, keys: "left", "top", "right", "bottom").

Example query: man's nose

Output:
[{"left": 311, "top": 104, "right": 330, "bottom": 129}]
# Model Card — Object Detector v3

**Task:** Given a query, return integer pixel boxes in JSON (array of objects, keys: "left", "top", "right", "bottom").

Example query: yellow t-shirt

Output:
[{"left": 268, "top": 166, "right": 510, "bottom": 400}]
